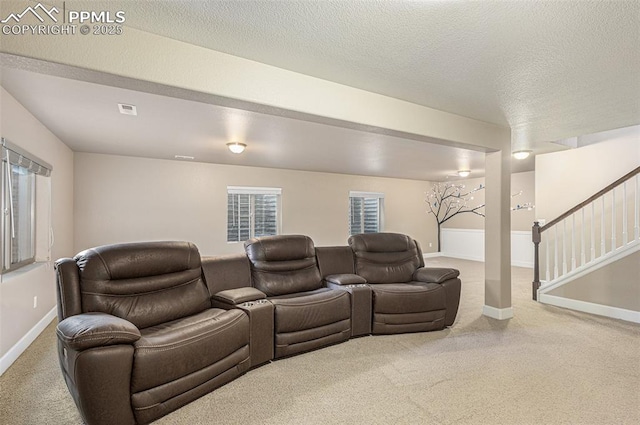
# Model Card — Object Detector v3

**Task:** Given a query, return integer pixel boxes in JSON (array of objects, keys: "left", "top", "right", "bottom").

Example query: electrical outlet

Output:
[
  {"left": 33, "top": 296, "right": 37, "bottom": 309},
  {"left": 429, "top": 243, "right": 433, "bottom": 248}
]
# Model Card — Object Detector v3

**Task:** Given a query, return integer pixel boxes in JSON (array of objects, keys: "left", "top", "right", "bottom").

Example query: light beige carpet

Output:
[{"left": 1, "top": 257, "right": 638, "bottom": 424}]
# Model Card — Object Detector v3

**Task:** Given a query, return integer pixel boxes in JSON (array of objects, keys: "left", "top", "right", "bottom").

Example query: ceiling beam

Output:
[{"left": 1, "top": 24, "right": 509, "bottom": 152}]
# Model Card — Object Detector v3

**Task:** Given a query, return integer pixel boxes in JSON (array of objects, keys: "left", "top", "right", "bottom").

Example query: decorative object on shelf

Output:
[
  {"left": 227, "top": 142, "right": 247, "bottom": 154},
  {"left": 510, "top": 190, "right": 535, "bottom": 211}
]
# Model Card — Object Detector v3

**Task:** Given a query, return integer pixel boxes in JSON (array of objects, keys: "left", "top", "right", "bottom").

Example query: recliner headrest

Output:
[
  {"left": 348, "top": 233, "right": 414, "bottom": 253},
  {"left": 74, "top": 241, "right": 201, "bottom": 280},
  {"left": 244, "top": 235, "right": 315, "bottom": 262}
]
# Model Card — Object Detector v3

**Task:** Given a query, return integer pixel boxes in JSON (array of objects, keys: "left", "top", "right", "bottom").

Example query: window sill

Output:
[{"left": 1, "top": 261, "right": 49, "bottom": 283}]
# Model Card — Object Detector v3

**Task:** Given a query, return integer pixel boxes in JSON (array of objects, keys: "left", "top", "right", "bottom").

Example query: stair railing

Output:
[{"left": 532, "top": 166, "right": 640, "bottom": 300}]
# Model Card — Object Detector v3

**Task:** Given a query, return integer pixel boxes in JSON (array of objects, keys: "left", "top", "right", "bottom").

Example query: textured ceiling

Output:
[
  {"left": 2, "top": 1, "right": 637, "bottom": 181},
  {"left": 76, "top": 0, "right": 640, "bottom": 147}
]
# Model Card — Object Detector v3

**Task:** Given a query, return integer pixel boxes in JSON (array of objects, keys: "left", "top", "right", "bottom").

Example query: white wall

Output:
[
  {"left": 441, "top": 228, "right": 534, "bottom": 268},
  {"left": 74, "top": 153, "right": 438, "bottom": 256},
  {"left": 535, "top": 134, "right": 639, "bottom": 223},
  {"left": 0, "top": 87, "right": 74, "bottom": 365}
]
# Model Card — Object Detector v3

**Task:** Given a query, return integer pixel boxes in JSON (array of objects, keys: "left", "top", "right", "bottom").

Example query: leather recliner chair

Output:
[
  {"left": 55, "top": 241, "right": 251, "bottom": 425},
  {"left": 244, "top": 235, "right": 352, "bottom": 358},
  {"left": 348, "top": 233, "right": 461, "bottom": 334}
]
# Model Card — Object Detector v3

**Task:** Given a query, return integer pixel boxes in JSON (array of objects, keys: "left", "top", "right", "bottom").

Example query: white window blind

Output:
[
  {"left": 1, "top": 138, "right": 52, "bottom": 274},
  {"left": 227, "top": 187, "right": 281, "bottom": 242},
  {"left": 349, "top": 191, "right": 384, "bottom": 236}
]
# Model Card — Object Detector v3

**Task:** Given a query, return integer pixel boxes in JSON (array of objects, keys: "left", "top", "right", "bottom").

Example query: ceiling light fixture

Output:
[
  {"left": 227, "top": 142, "right": 246, "bottom": 154},
  {"left": 512, "top": 150, "right": 532, "bottom": 160},
  {"left": 457, "top": 170, "right": 470, "bottom": 178}
]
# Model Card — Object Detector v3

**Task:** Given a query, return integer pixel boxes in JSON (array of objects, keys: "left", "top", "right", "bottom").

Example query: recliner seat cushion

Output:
[
  {"left": 371, "top": 282, "right": 447, "bottom": 334},
  {"left": 131, "top": 308, "right": 249, "bottom": 393},
  {"left": 269, "top": 288, "right": 351, "bottom": 357},
  {"left": 372, "top": 282, "right": 446, "bottom": 314}
]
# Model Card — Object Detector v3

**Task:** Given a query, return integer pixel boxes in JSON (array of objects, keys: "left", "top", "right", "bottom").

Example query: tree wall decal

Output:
[{"left": 425, "top": 183, "right": 534, "bottom": 252}]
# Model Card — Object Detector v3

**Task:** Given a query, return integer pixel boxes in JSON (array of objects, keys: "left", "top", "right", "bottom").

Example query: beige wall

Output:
[
  {"left": 535, "top": 135, "right": 639, "bottom": 223},
  {"left": 74, "top": 153, "right": 438, "bottom": 256},
  {"left": 548, "top": 250, "right": 640, "bottom": 311},
  {"left": 441, "top": 171, "right": 535, "bottom": 232},
  {"left": 0, "top": 87, "right": 74, "bottom": 358}
]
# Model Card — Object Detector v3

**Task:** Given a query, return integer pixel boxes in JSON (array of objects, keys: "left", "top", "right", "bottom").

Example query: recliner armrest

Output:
[
  {"left": 413, "top": 267, "right": 460, "bottom": 283},
  {"left": 213, "top": 287, "right": 267, "bottom": 305},
  {"left": 56, "top": 312, "right": 140, "bottom": 351},
  {"left": 325, "top": 274, "right": 367, "bottom": 286}
]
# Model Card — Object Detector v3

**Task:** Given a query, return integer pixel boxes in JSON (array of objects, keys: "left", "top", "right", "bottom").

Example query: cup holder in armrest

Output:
[
  {"left": 255, "top": 299, "right": 268, "bottom": 304},
  {"left": 242, "top": 302, "right": 255, "bottom": 307}
]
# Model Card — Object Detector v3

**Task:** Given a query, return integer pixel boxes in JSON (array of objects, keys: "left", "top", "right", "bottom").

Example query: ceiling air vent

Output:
[{"left": 118, "top": 103, "right": 137, "bottom": 116}]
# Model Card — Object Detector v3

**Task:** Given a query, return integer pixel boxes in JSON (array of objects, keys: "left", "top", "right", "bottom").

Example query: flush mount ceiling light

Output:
[
  {"left": 457, "top": 170, "right": 471, "bottom": 178},
  {"left": 512, "top": 150, "right": 532, "bottom": 160},
  {"left": 227, "top": 142, "right": 246, "bottom": 154}
]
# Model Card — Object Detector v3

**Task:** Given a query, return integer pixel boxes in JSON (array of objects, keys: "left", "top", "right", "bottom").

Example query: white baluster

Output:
[
  {"left": 590, "top": 201, "right": 595, "bottom": 262},
  {"left": 633, "top": 174, "right": 640, "bottom": 239},
  {"left": 554, "top": 225, "right": 559, "bottom": 279},
  {"left": 571, "top": 213, "right": 576, "bottom": 270},
  {"left": 563, "top": 219, "right": 567, "bottom": 275},
  {"left": 622, "top": 182, "right": 627, "bottom": 245},
  {"left": 581, "top": 208, "right": 586, "bottom": 266},
  {"left": 612, "top": 187, "right": 617, "bottom": 251},
  {"left": 601, "top": 196, "right": 606, "bottom": 256},
  {"left": 545, "top": 235, "right": 550, "bottom": 281}
]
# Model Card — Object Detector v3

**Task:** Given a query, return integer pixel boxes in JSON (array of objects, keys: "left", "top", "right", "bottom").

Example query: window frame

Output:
[
  {"left": 226, "top": 186, "right": 282, "bottom": 243},
  {"left": 348, "top": 191, "right": 385, "bottom": 236},
  {"left": 1, "top": 153, "right": 37, "bottom": 274}
]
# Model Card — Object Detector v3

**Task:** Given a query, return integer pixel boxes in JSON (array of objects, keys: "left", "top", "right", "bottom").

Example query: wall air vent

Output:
[
  {"left": 118, "top": 103, "right": 137, "bottom": 116},
  {"left": 174, "top": 155, "right": 195, "bottom": 160}
]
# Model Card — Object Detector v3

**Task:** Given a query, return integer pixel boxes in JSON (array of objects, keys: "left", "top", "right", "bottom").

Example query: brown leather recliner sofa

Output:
[
  {"left": 55, "top": 233, "right": 461, "bottom": 424},
  {"left": 55, "top": 241, "right": 251, "bottom": 425}
]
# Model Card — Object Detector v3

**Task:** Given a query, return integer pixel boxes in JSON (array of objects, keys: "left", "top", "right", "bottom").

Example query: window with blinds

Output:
[
  {"left": 2, "top": 138, "right": 52, "bottom": 274},
  {"left": 227, "top": 187, "right": 281, "bottom": 242},
  {"left": 349, "top": 191, "right": 384, "bottom": 236}
]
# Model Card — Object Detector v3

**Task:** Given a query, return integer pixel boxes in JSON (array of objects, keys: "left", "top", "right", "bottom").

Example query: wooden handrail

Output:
[
  {"left": 540, "top": 166, "right": 640, "bottom": 233},
  {"left": 531, "top": 165, "right": 640, "bottom": 300}
]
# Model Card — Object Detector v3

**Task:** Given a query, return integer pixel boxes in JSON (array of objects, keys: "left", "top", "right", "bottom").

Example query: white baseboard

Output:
[
  {"left": 0, "top": 306, "right": 57, "bottom": 376},
  {"left": 423, "top": 252, "right": 443, "bottom": 259},
  {"left": 441, "top": 228, "right": 534, "bottom": 268},
  {"left": 482, "top": 305, "right": 514, "bottom": 320},
  {"left": 538, "top": 294, "right": 640, "bottom": 324}
]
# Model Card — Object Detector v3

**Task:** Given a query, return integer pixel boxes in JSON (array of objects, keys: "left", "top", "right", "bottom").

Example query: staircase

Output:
[{"left": 531, "top": 166, "right": 640, "bottom": 323}]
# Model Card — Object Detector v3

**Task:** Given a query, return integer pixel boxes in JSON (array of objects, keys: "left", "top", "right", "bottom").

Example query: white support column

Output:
[{"left": 483, "top": 149, "right": 512, "bottom": 320}]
